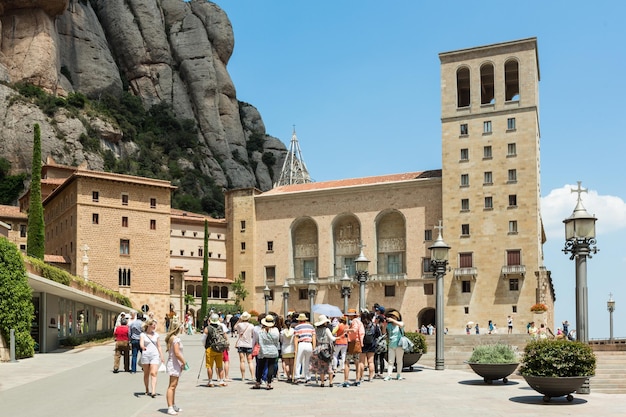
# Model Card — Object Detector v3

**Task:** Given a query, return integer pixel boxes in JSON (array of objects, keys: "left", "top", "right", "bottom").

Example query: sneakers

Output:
[
  {"left": 352, "top": 381, "right": 361, "bottom": 387},
  {"left": 383, "top": 376, "right": 391, "bottom": 381},
  {"left": 167, "top": 407, "right": 178, "bottom": 415},
  {"left": 173, "top": 405, "right": 182, "bottom": 412},
  {"left": 396, "top": 374, "right": 404, "bottom": 380},
  {"left": 218, "top": 380, "right": 227, "bottom": 387},
  {"left": 342, "top": 382, "right": 350, "bottom": 387}
]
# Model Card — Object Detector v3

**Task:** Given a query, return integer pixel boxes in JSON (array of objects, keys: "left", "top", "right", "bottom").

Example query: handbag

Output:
[
  {"left": 314, "top": 344, "right": 332, "bottom": 362},
  {"left": 158, "top": 362, "right": 166, "bottom": 373},
  {"left": 399, "top": 329, "right": 414, "bottom": 353},
  {"left": 347, "top": 339, "right": 362, "bottom": 354},
  {"left": 251, "top": 343, "right": 260, "bottom": 357},
  {"left": 374, "top": 334, "right": 387, "bottom": 354}
]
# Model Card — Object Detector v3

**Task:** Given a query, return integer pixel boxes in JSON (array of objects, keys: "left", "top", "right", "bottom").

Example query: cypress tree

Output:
[
  {"left": 200, "top": 219, "right": 209, "bottom": 324},
  {"left": 26, "top": 124, "right": 45, "bottom": 260}
]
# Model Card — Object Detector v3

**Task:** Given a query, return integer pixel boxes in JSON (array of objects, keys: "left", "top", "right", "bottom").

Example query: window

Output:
[
  {"left": 483, "top": 146, "right": 492, "bottom": 159},
  {"left": 121, "top": 194, "right": 128, "bottom": 205},
  {"left": 209, "top": 252, "right": 213, "bottom": 257},
  {"left": 484, "top": 196, "right": 493, "bottom": 209},
  {"left": 118, "top": 268, "right": 131, "bottom": 286},
  {"left": 461, "top": 198, "right": 469, "bottom": 211},
  {"left": 508, "top": 220, "right": 518, "bottom": 234},
  {"left": 265, "top": 266, "right": 276, "bottom": 282},
  {"left": 122, "top": 216, "right": 128, "bottom": 227},
  {"left": 19, "top": 244, "right": 26, "bottom": 251},
  {"left": 240, "top": 220, "right": 246, "bottom": 231},
  {"left": 480, "top": 63, "right": 495, "bottom": 104},
  {"left": 509, "top": 279, "right": 519, "bottom": 291},
  {"left": 240, "top": 242, "right": 246, "bottom": 251},
  {"left": 422, "top": 257, "right": 432, "bottom": 273},
  {"left": 460, "top": 148, "right": 469, "bottom": 161},
  {"left": 303, "top": 260, "right": 316, "bottom": 279},
  {"left": 456, "top": 67, "right": 471, "bottom": 107},
  {"left": 92, "top": 213, "right": 99, "bottom": 224},
  {"left": 424, "top": 283, "right": 434, "bottom": 295},
  {"left": 299, "top": 289, "right": 308, "bottom": 300},
  {"left": 512, "top": 305, "right": 518, "bottom": 313},
  {"left": 181, "top": 230, "right": 186, "bottom": 236},
  {"left": 150, "top": 219, "right": 156, "bottom": 230},
  {"left": 424, "top": 230, "right": 432, "bottom": 241},
  {"left": 460, "top": 174, "right": 469, "bottom": 187},
  {"left": 180, "top": 250, "right": 184, "bottom": 256},
  {"left": 19, "top": 224, "right": 27, "bottom": 237},
  {"left": 483, "top": 171, "right": 493, "bottom": 185},
  {"left": 507, "top": 250, "right": 521, "bottom": 266},
  {"left": 508, "top": 169, "right": 517, "bottom": 182},
  {"left": 120, "top": 239, "right": 130, "bottom": 255},
  {"left": 343, "top": 258, "right": 355, "bottom": 276},
  {"left": 464, "top": 306, "right": 470, "bottom": 314},
  {"left": 198, "top": 248, "right": 203, "bottom": 257},
  {"left": 240, "top": 271, "right": 246, "bottom": 281},
  {"left": 507, "top": 117, "right": 516, "bottom": 130},
  {"left": 508, "top": 194, "right": 517, "bottom": 207},
  {"left": 462, "top": 281, "right": 471, "bottom": 293},
  {"left": 193, "top": 232, "right": 197, "bottom": 237},
  {"left": 507, "top": 143, "right": 517, "bottom": 156},
  {"left": 505, "top": 59, "right": 520, "bottom": 101},
  {"left": 483, "top": 121, "right": 492, "bottom": 133},
  {"left": 267, "top": 241, "right": 274, "bottom": 251},
  {"left": 384, "top": 285, "right": 396, "bottom": 297},
  {"left": 150, "top": 198, "right": 156, "bottom": 209},
  {"left": 387, "top": 254, "right": 401, "bottom": 274},
  {"left": 92, "top": 191, "right": 99, "bottom": 202},
  {"left": 460, "top": 123, "right": 468, "bottom": 135},
  {"left": 461, "top": 224, "right": 470, "bottom": 236},
  {"left": 170, "top": 276, "right": 175, "bottom": 291},
  {"left": 459, "top": 252, "right": 473, "bottom": 268}
]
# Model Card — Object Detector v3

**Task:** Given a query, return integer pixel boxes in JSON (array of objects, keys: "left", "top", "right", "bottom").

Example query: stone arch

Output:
[
  {"left": 291, "top": 217, "right": 319, "bottom": 279},
  {"left": 332, "top": 213, "right": 361, "bottom": 277},
  {"left": 456, "top": 66, "right": 471, "bottom": 107},
  {"left": 480, "top": 62, "right": 495, "bottom": 104},
  {"left": 505, "top": 58, "right": 520, "bottom": 101},
  {"left": 418, "top": 307, "right": 435, "bottom": 331},
  {"left": 375, "top": 210, "right": 406, "bottom": 276}
]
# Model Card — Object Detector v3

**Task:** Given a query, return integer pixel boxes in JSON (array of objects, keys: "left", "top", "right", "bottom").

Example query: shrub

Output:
[
  {"left": 404, "top": 331, "right": 428, "bottom": 354},
  {"left": 468, "top": 343, "right": 518, "bottom": 364},
  {"left": 0, "top": 239, "right": 35, "bottom": 358},
  {"left": 530, "top": 303, "right": 548, "bottom": 313},
  {"left": 520, "top": 339, "right": 596, "bottom": 377}
]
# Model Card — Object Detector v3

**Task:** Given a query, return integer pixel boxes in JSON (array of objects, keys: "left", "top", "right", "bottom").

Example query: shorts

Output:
[
  {"left": 141, "top": 352, "right": 160, "bottom": 366},
  {"left": 281, "top": 352, "right": 295, "bottom": 359},
  {"left": 237, "top": 347, "right": 253, "bottom": 354},
  {"left": 222, "top": 349, "right": 229, "bottom": 361},
  {"left": 206, "top": 348, "right": 224, "bottom": 368},
  {"left": 345, "top": 353, "right": 360, "bottom": 364}
]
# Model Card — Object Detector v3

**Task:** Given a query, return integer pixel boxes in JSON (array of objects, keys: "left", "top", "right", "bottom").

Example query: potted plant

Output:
[
  {"left": 398, "top": 332, "right": 427, "bottom": 370},
  {"left": 466, "top": 343, "right": 519, "bottom": 384},
  {"left": 519, "top": 339, "right": 596, "bottom": 402},
  {"left": 530, "top": 303, "right": 548, "bottom": 313}
]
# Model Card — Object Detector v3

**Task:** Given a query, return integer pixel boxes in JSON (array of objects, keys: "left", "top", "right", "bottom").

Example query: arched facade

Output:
[
  {"left": 291, "top": 217, "right": 318, "bottom": 279},
  {"left": 332, "top": 214, "right": 362, "bottom": 277},
  {"left": 456, "top": 66, "right": 471, "bottom": 107},
  {"left": 375, "top": 210, "right": 406, "bottom": 277}
]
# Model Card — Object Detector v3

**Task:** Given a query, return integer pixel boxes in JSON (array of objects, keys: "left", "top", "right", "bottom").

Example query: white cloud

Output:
[{"left": 541, "top": 184, "right": 626, "bottom": 241}]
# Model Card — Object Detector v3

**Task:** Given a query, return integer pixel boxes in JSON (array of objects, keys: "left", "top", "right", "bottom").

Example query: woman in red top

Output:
[
  {"left": 332, "top": 317, "right": 348, "bottom": 374},
  {"left": 113, "top": 318, "right": 130, "bottom": 372}
]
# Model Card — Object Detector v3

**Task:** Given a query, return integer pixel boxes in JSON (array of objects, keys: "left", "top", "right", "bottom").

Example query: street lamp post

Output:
[
  {"left": 282, "top": 281, "right": 290, "bottom": 316},
  {"left": 354, "top": 244, "right": 370, "bottom": 312},
  {"left": 562, "top": 181, "right": 598, "bottom": 345},
  {"left": 263, "top": 285, "right": 271, "bottom": 315},
  {"left": 429, "top": 220, "right": 450, "bottom": 371},
  {"left": 307, "top": 273, "right": 318, "bottom": 316},
  {"left": 340, "top": 269, "right": 352, "bottom": 314},
  {"left": 607, "top": 293, "right": 615, "bottom": 343}
]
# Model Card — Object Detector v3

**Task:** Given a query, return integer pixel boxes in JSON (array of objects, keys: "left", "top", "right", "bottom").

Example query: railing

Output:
[
  {"left": 501, "top": 265, "right": 526, "bottom": 277},
  {"left": 453, "top": 267, "right": 477, "bottom": 279},
  {"left": 285, "top": 273, "right": 408, "bottom": 286}
]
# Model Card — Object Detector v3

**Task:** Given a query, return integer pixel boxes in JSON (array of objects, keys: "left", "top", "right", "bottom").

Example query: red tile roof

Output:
[{"left": 0, "top": 204, "right": 26, "bottom": 219}]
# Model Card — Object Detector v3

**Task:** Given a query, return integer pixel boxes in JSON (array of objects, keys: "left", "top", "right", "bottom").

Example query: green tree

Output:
[
  {"left": 231, "top": 274, "right": 249, "bottom": 309},
  {"left": 184, "top": 294, "right": 196, "bottom": 314},
  {"left": 0, "top": 158, "right": 26, "bottom": 205},
  {"left": 0, "top": 239, "right": 35, "bottom": 358},
  {"left": 26, "top": 124, "right": 45, "bottom": 259},
  {"left": 200, "top": 220, "right": 209, "bottom": 322}
]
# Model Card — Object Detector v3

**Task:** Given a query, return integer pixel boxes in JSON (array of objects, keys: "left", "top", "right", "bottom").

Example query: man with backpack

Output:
[{"left": 203, "top": 313, "right": 229, "bottom": 387}]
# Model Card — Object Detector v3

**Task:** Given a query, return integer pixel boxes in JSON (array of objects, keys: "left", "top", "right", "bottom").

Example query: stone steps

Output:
[{"left": 415, "top": 335, "right": 626, "bottom": 393}]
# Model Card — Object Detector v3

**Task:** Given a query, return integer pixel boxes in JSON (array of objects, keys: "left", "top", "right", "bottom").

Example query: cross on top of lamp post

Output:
[{"left": 572, "top": 181, "right": 587, "bottom": 203}]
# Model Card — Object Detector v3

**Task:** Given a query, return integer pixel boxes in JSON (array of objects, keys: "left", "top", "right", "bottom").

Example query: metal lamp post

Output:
[
  {"left": 341, "top": 269, "right": 352, "bottom": 314},
  {"left": 263, "top": 285, "right": 271, "bottom": 315},
  {"left": 307, "top": 274, "right": 318, "bottom": 316},
  {"left": 429, "top": 220, "right": 450, "bottom": 371},
  {"left": 563, "top": 181, "right": 598, "bottom": 345},
  {"left": 607, "top": 293, "right": 615, "bottom": 343},
  {"left": 282, "top": 281, "right": 290, "bottom": 316},
  {"left": 355, "top": 245, "right": 370, "bottom": 311}
]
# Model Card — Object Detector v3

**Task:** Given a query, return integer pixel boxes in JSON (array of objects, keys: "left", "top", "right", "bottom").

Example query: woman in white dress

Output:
[{"left": 140, "top": 319, "right": 164, "bottom": 397}]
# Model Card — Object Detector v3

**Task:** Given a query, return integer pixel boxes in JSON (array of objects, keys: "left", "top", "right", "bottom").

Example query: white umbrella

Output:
[
  {"left": 466, "top": 321, "right": 474, "bottom": 326},
  {"left": 312, "top": 304, "right": 343, "bottom": 318}
]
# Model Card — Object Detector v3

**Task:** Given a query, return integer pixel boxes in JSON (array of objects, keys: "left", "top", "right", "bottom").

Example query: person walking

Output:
[
  {"left": 344, "top": 309, "right": 364, "bottom": 387},
  {"left": 203, "top": 313, "right": 228, "bottom": 387},
  {"left": 140, "top": 318, "right": 164, "bottom": 397},
  {"left": 165, "top": 321, "right": 186, "bottom": 415},
  {"left": 332, "top": 316, "right": 348, "bottom": 376},
  {"left": 507, "top": 315, "right": 513, "bottom": 334},
  {"left": 294, "top": 313, "right": 315, "bottom": 384},
  {"left": 383, "top": 309, "right": 405, "bottom": 381},
  {"left": 360, "top": 311, "right": 379, "bottom": 382},
  {"left": 280, "top": 319, "right": 296, "bottom": 382},
  {"left": 310, "top": 315, "right": 336, "bottom": 387},
  {"left": 129, "top": 312, "right": 144, "bottom": 373},
  {"left": 234, "top": 311, "right": 255, "bottom": 381},
  {"left": 113, "top": 317, "right": 130, "bottom": 373},
  {"left": 252, "top": 314, "right": 280, "bottom": 390}
]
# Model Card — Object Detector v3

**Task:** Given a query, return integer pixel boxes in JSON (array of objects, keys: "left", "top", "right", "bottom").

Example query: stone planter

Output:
[
  {"left": 388, "top": 352, "right": 423, "bottom": 371},
  {"left": 522, "top": 375, "right": 588, "bottom": 402},
  {"left": 467, "top": 362, "right": 519, "bottom": 384}
]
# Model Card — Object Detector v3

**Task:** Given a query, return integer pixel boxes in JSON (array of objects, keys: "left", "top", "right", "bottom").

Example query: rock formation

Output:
[{"left": 0, "top": 0, "right": 286, "bottom": 192}]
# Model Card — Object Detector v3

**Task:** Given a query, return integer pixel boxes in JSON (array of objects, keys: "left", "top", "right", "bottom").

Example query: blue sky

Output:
[{"left": 212, "top": 0, "right": 626, "bottom": 339}]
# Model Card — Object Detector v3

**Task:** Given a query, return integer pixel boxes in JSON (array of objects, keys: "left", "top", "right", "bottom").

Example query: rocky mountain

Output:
[{"left": 0, "top": 0, "right": 287, "bottom": 196}]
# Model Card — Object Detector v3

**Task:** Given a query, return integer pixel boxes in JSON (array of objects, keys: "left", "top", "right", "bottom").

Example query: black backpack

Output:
[
  {"left": 205, "top": 325, "right": 229, "bottom": 352},
  {"left": 363, "top": 323, "right": 377, "bottom": 346}
]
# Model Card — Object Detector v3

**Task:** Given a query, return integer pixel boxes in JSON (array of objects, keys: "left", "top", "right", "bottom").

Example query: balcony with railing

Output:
[
  {"left": 501, "top": 264, "right": 526, "bottom": 277},
  {"left": 453, "top": 267, "right": 477, "bottom": 280}
]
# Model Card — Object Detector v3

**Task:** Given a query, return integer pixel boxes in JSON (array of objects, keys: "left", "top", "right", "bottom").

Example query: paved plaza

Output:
[{"left": 1, "top": 333, "right": 625, "bottom": 417}]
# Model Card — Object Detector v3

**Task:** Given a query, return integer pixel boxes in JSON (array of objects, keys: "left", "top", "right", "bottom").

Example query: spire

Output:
[{"left": 274, "top": 127, "right": 313, "bottom": 187}]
